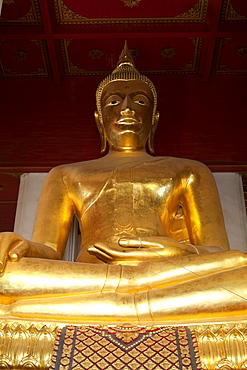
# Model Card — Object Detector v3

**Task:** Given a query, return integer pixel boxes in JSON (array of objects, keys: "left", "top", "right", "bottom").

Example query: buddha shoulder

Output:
[
  {"left": 46, "top": 158, "right": 113, "bottom": 181},
  {"left": 146, "top": 156, "right": 213, "bottom": 181},
  {"left": 43, "top": 160, "right": 115, "bottom": 192},
  {"left": 45, "top": 156, "right": 213, "bottom": 185}
]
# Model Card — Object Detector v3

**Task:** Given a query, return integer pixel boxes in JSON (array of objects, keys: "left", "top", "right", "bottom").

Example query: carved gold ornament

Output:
[
  {"left": 3, "top": 0, "right": 15, "bottom": 4},
  {"left": 121, "top": 0, "right": 141, "bottom": 7},
  {"left": 2, "top": 321, "right": 247, "bottom": 370},
  {"left": 14, "top": 50, "right": 28, "bottom": 61},
  {"left": 161, "top": 47, "right": 177, "bottom": 58},
  {"left": 0, "top": 0, "right": 42, "bottom": 25},
  {"left": 55, "top": 0, "right": 208, "bottom": 24},
  {"left": 236, "top": 46, "right": 247, "bottom": 58},
  {"left": 221, "top": 0, "right": 247, "bottom": 22},
  {"left": 88, "top": 48, "right": 104, "bottom": 60}
]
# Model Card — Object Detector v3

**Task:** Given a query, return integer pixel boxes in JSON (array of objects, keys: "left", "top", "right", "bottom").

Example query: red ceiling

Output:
[{"left": 0, "top": 0, "right": 246, "bottom": 82}]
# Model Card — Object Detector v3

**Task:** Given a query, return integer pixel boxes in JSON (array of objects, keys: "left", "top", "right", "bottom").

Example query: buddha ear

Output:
[
  {"left": 148, "top": 111, "right": 159, "bottom": 154},
  {"left": 94, "top": 111, "right": 107, "bottom": 154}
]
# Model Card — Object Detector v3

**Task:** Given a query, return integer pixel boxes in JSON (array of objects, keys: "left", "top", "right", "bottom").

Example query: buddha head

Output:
[{"left": 95, "top": 42, "right": 159, "bottom": 153}]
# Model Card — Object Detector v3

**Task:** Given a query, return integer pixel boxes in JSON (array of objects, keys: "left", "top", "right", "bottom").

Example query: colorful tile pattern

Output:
[{"left": 50, "top": 325, "right": 202, "bottom": 370}]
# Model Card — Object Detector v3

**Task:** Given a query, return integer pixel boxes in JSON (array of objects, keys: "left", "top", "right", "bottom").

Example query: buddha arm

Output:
[
  {"left": 0, "top": 167, "right": 74, "bottom": 272},
  {"left": 31, "top": 166, "right": 75, "bottom": 258},
  {"left": 182, "top": 163, "right": 230, "bottom": 252}
]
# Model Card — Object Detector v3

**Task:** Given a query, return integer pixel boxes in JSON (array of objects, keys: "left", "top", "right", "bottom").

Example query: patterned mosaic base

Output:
[{"left": 49, "top": 325, "right": 202, "bottom": 370}]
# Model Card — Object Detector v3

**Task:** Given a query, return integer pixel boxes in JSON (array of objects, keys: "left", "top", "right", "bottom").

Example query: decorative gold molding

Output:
[
  {"left": 194, "top": 323, "right": 247, "bottom": 370},
  {"left": 149, "top": 37, "right": 202, "bottom": 75},
  {"left": 1, "top": 320, "right": 247, "bottom": 370},
  {"left": 0, "top": 40, "right": 51, "bottom": 78},
  {"left": 56, "top": 1, "right": 87, "bottom": 24},
  {"left": 236, "top": 47, "right": 247, "bottom": 58},
  {"left": 221, "top": 0, "right": 247, "bottom": 23},
  {"left": 0, "top": 0, "right": 42, "bottom": 25},
  {"left": 121, "top": 0, "right": 141, "bottom": 8},
  {"left": 61, "top": 38, "right": 202, "bottom": 76},
  {"left": 213, "top": 38, "right": 247, "bottom": 75},
  {"left": 3, "top": 0, "right": 15, "bottom": 4},
  {"left": 0, "top": 321, "right": 58, "bottom": 369},
  {"left": 54, "top": 0, "right": 208, "bottom": 25}
]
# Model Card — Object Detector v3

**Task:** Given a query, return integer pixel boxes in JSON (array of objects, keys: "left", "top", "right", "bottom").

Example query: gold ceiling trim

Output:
[
  {"left": 0, "top": 39, "right": 51, "bottom": 78},
  {"left": 3, "top": 0, "right": 15, "bottom": 5},
  {"left": 213, "top": 38, "right": 247, "bottom": 75},
  {"left": 221, "top": 0, "right": 247, "bottom": 23},
  {"left": 55, "top": 0, "right": 208, "bottom": 25},
  {"left": 236, "top": 46, "right": 247, "bottom": 58},
  {"left": 0, "top": 0, "right": 42, "bottom": 25},
  {"left": 121, "top": 0, "right": 142, "bottom": 7},
  {"left": 56, "top": 1, "right": 87, "bottom": 23},
  {"left": 61, "top": 38, "right": 202, "bottom": 76}
]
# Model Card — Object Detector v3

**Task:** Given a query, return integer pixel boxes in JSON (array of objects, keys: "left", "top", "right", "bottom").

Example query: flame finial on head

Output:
[{"left": 117, "top": 40, "right": 135, "bottom": 67}]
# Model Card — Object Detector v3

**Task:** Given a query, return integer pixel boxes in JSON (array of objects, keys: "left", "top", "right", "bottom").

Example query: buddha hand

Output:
[
  {"left": 0, "top": 232, "right": 60, "bottom": 274},
  {"left": 88, "top": 236, "right": 199, "bottom": 265},
  {"left": 0, "top": 232, "right": 30, "bottom": 273}
]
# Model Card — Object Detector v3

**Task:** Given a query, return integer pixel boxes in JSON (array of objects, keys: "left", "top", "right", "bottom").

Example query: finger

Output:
[
  {"left": 88, "top": 245, "right": 114, "bottom": 263},
  {"left": 0, "top": 254, "right": 7, "bottom": 274},
  {"left": 8, "top": 241, "right": 29, "bottom": 262},
  {"left": 95, "top": 242, "right": 138, "bottom": 256},
  {"left": 93, "top": 242, "right": 130, "bottom": 261},
  {"left": 119, "top": 238, "right": 162, "bottom": 249},
  {"left": 0, "top": 235, "right": 17, "bottom": 272},
  {"left": 94, "top": 242, "right": 121, "bottom": 256},
  {"left": 87, "top": 246, "right": 97, "bottom": 254},
  {"left": 119, "top": 238, "right": 142, "bottom": 248}
]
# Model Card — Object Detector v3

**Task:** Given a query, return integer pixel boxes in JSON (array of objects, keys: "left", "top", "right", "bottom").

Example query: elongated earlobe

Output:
[
  {"left": 147, "top": 112, "right": 159, "bottom": 154},
  {"left": 94, "top": 111, "right": 107, "bottom": 154}
]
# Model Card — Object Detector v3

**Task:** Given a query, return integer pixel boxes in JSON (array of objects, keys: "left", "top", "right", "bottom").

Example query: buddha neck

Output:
[{"left": 105, "top": 148, "right": 153, "bottom": 159}]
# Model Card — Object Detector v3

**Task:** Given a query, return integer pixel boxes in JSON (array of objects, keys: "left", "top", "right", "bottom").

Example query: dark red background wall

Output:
[{"left": 1, "top": 75, "right": 247, "bottom": 168}]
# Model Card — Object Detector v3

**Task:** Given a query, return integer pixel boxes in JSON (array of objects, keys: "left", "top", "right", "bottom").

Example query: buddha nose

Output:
[{"left": 120, "top": 95, "right": 135, "bottom": 115}]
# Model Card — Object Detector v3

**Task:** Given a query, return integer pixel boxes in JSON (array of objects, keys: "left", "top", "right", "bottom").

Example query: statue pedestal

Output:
[{"left": 1, "top": 319, "right": 247, "bottom": 370}]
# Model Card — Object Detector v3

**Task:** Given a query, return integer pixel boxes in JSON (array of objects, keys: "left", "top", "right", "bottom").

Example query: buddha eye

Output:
[
  {"left": 133, "top": 94, "right": 150, "bottom": 106},
  {"left": 106, "top": 100, "right": 120, "bottom": 107},
  {"left": 134, "top": 100, "right": 147, "bottom": 106}
]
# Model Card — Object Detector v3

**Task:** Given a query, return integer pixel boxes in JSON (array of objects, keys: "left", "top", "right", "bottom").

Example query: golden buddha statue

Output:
[{"left": 0, "top": 43, "right": 247, "bottom": 324}]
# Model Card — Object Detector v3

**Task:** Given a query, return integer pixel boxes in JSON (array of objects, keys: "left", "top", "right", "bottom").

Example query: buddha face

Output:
[{"left": 100, "top": 80, "right": 155, "bottom": 151}]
